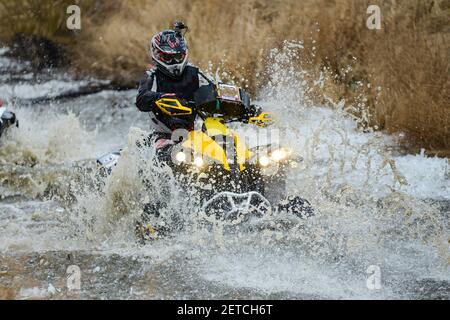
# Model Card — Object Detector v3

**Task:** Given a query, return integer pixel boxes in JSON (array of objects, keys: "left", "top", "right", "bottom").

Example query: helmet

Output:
[{"left": 150, "top": 29, "right": 188, "bottom": 78}]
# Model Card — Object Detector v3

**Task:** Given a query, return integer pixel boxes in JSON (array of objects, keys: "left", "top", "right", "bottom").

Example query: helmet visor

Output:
[{"left": 157, "top": 51, "right": 186, "bottom": 65}]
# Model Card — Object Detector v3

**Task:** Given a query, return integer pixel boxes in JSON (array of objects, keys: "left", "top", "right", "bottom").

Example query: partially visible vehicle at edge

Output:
[{"left": 0, "top": 99, "right": 18, "bottom": 139}]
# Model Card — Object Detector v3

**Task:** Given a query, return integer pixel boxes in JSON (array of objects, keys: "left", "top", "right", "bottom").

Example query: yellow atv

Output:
[{"left": 97, "top": 83, "right": 313, "bottom": 239}]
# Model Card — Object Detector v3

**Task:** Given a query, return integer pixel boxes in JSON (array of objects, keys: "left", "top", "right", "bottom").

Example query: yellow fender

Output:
[
  {"left": 182, "top": 130, "right": 230, "bottom": 170},
  {"left": 182, "top": 118, "right": 252, "bottom": 171},
  {"left": 249, "top": 112, "right": 274, "bottom": 127}
]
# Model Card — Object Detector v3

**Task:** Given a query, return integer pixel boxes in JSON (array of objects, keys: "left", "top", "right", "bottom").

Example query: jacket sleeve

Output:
[{"left": 135, "top": 71, "right": 161, "bottom": 112}]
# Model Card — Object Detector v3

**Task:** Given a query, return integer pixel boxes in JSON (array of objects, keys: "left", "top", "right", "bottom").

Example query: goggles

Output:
[{"left": 157, "top": 50, "right": 186, "bottom": 65}]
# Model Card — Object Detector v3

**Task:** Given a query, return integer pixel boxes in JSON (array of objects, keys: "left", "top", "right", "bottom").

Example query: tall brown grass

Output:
[{"left": 1, "top": 0, "right": 449, "bottom": 155}]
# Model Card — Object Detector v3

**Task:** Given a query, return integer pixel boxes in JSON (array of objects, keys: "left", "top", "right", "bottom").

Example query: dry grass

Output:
[{"left": 0, "top": 0, "right": 449, "bottom": 155}]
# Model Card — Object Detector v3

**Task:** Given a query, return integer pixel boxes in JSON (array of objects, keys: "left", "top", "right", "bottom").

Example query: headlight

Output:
[
  {"left": 175, "top": 151, "right": 187, "bottom": 163},
  {"left": 193, "top": 157, "right": 205, "bottom": 168},
  {"left": 259, "top": 155, "right": 270, "bottom": 167},
  {"left": 271, "top": 149, "right": 287, "bottom": 162}
]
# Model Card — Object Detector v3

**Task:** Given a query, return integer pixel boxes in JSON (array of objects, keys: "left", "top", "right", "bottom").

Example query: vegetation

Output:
[{"left": 1, "top": 0, "right": 449, "bottom": 155}]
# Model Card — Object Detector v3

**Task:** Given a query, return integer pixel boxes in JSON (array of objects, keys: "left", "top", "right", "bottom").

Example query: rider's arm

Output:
[{"left": 136, "top": 70, "right": 164, "bottom": 112}]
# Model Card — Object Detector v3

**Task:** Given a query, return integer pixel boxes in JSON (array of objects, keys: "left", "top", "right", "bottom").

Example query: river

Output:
[{"left": 0, "top": 46, "right": 449, "bottom": 300}]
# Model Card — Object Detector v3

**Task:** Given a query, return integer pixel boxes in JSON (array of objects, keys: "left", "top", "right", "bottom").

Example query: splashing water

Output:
[{"left": 0, "top": 44, "right": 448, "bottom": 299}]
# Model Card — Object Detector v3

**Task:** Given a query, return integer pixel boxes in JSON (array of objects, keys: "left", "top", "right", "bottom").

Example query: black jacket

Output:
[
  {"left": 136, "top": 65, "right": 263, "bottom": 133},
  {"left": 136, "top": 65, "right": 210, "bottom": 132}
]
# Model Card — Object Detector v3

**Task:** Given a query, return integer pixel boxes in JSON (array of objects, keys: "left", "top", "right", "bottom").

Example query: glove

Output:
[{"left": 248, "top": 112, "right": 274, "bottom": 127}]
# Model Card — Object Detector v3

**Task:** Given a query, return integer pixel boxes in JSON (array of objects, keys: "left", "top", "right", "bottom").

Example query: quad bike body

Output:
[{"left": 97, "top": 83, "right": 313, "bottom": 240}]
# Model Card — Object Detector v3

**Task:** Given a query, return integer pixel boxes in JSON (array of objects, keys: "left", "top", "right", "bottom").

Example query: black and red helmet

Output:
[{"left": 150, "top": 26, "right": 188, "bottom": 78}]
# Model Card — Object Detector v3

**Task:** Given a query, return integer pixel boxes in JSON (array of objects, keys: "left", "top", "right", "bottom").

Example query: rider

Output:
[{"left": 135, "top": 21, "right": 269, "bottom": 147}]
